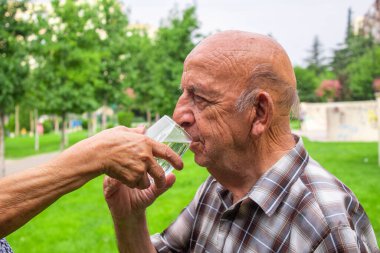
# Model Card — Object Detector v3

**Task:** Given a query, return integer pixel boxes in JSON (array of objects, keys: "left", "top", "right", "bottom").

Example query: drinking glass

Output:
[{"left": 145, "top": 115, "right": 191, "bottom": 175}]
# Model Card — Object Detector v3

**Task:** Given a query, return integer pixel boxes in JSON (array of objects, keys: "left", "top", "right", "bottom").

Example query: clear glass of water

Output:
[{"left": 145, "top": 115, "right": 191, "bottom": 175}]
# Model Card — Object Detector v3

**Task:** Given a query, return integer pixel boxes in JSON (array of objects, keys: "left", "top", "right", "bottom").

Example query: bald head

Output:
[{"left": 186, "top": 30, "right": 298, "bottom": 116}]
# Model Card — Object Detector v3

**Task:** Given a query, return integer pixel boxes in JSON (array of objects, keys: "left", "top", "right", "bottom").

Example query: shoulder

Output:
[
  {"left": 298, "top": 157, "right": 361, "bottom": 228},
  {"left": 313, "top": 226, "right": 379, "bottom": 252},
  {"left": 283, "top": 157, "right": 377, "bottom": 251}
]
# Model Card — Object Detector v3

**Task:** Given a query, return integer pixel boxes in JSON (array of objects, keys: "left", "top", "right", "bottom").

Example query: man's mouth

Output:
[
  {"left": 189, "top": 138, "right": 203, "bottom": 150},
  {"left": 190, "top": 137, "right": 201, "bottom": 144}
]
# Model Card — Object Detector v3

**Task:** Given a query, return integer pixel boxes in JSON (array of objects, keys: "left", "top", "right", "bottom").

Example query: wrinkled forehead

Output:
[
  {"left": 184, "top": 31, "right": 296, "bottom": 87},
  {"left": 187, "top": 32, "right": 278, "bottom": 63}
]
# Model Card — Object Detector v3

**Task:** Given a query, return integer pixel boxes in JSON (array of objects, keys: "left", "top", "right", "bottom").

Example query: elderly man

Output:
[{"left": 104, "top": 30, "right": 378, "bottom": 252}]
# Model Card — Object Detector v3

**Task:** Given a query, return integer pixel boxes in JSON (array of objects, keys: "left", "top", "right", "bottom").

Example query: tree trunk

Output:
[
  {"left": 15, "top": 104, "right": 20, "bottom": 136},
  {"left": 61, "top": 112, "right": 68, "bottom": 150},
  {"left": 102, "top": 102, "right": 107, "bottom": 130},
  {"left": 146, "top": 109, "right": 152, "bottom": 126},
  {"left": 34, "top": 109, "right": 39, "bottom": 151},
  {"left": 155, "top": 112, "right": 160, "bottom": 122},
  {"left": 30, "top": 110, "right": 34, "bottom": 134},
  {"left": 92, "top": 112, "right": 97, "bottom": 135},
  {"left": 54, "top": 115, "right": 59, "bottom": 134},
  {"left": 87, "top": 112, "right": 93, "bottom": 137},
  {"left": 65, "top": 115, "right": 69, "bottom": 147},
  {"left": 0, "top": 112, "right": 6, "bottom": 177}
]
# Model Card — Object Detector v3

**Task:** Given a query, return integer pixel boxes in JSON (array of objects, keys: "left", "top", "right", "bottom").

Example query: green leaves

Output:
[
  {"left": 346, "top": 46, "right": 380, "bottom": 100},
  {"left": 1, "top": 0, "right": 201, "bottom": 118},
  {"left": 33, "top": 0, "right": 102, "bottom": 115},
  {"left": 0, "top": 0, "right": 33, "bottom": 114},
  {"left": 131, "top": 6, "right": 201, "bottom": 116},
  {"left": 331, "top": 34, "right": 377, "bottom": 101}
]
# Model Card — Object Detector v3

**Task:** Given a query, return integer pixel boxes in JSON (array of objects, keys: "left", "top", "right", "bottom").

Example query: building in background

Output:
[
  {"left": 355, "top": 0, "right": 380, "bottom": 42},
  {"left": 300, "top": 101, "right": 377, "bottom": 142}
]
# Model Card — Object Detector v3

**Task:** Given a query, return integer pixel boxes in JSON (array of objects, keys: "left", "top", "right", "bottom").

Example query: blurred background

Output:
[{"left": 1, "top": 0, "right": 379, "bottom": 251}]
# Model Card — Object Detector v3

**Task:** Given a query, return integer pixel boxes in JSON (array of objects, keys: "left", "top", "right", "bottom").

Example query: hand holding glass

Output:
[{"left": 145, "top": 115, "right": 191, "bottom": 176}]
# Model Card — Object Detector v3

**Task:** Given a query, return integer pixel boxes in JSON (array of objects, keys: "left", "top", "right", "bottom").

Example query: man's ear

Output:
[{"left": 251, "top": 92, "right": 274, "bottom": 137}]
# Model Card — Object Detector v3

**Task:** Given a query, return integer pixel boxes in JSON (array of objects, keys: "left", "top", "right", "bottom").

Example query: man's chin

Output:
[
  {"left": 190, "top": 142, "right": 210, "bottom": 167},
  {"left": 193, "top": 153, "right": 209, "bottom": 167}
]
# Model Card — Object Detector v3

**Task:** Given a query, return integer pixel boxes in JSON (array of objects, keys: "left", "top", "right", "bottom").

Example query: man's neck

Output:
[{"left": 210, "top": 129, "right": 296, "bottom": 204}]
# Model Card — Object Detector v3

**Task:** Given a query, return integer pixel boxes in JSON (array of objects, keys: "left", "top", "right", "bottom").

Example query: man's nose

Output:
[{"left": 173, "top": 94, "right": 194, "bottom": 129}]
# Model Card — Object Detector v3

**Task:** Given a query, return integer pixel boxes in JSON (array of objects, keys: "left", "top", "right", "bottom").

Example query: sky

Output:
[{"left": 123, "top": 0, "right": 374, "bottom": 66}]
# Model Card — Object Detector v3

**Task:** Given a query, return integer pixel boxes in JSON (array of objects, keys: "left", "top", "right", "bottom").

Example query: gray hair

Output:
[{"left": 235, "top": 64, "right": 300, "bottom": 117}]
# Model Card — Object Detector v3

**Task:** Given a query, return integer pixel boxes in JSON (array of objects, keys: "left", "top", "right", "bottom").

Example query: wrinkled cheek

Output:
[
  {"left": 207, "top": 116, "right": 231, "bottom": 145},
  {"left": 195, "top": 108, "right": 230, "bottom": 150}
]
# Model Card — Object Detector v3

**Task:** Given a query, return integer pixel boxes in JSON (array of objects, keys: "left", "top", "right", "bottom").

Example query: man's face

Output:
[{"left": 173, "top": 51, "right": 253, "bottom": 170}]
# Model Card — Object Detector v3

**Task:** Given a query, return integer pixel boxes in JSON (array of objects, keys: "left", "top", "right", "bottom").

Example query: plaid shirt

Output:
[
  {"left": 152, "top": 136, "right": 379, "bottom": 252},
  {"left": 0, "top": 239, "right": 12, "bottom": 253}
]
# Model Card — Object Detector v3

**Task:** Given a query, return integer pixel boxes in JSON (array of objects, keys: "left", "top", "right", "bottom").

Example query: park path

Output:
[{"left": 4, "top": 152, "right": 60, "bottom": 176}]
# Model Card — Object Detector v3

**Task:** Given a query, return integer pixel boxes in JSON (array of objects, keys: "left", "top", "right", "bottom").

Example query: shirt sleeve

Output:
[
  {"left": 313, "top": 226, "right": 378, "bottom": 253},
  {"left": 151, "top": 177, "right": 212, "bottom": 253}
]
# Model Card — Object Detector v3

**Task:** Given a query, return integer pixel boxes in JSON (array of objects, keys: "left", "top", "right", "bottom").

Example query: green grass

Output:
[
  {"left": 7, "top": 152, "right": 209, "bottom": 252},
  {"left": 290, "top": 119, "right": 301, "bottom": 130},
  {"left": 5, "top": 131, "right": 88, "bottom": 158},
  {"left": 6, "top": 140, "right": 380, "bottom": 251}
]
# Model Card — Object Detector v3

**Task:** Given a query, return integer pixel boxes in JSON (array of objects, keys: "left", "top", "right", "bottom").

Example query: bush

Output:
[
  {"left": 117, "top": 111, "right": 134, "bottom": 127},
  {"left": 106, "top": 122, "right": 116, "bottom": 129},
  {"left": 43, "top": 120, "right": 53, "bottom": 134},
  {"left": 81, "top": 119, "right": 88, "bottom": 130}
]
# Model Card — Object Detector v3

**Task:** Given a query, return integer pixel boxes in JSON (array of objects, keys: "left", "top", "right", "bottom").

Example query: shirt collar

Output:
[{"left": 247, "top": 135, "right": 309, "bottom": 217}]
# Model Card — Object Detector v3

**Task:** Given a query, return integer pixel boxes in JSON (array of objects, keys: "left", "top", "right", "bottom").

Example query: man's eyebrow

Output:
[{"left": 179, "top": 84, "right": 198, "bottom": 93}]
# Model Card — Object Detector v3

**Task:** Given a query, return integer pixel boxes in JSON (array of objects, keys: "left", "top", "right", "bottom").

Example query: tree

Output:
[
  {"left": 126, "top": 6, "right": 201, "bottom": 122},
  {"left": 346, "top": 45, "right": 380, "bottom": 100},
  {"left": 0, "top": 0, "right": 33, "bottom": 176},
  {"left": 294, "top": 67, "right": 319, "bottom": 102},
  {"left": 92, "top": 0, "right": 131, "bottom": 130},
  {"left": 149, "top": 6, "right": 201, "bottom": 117},
  {"left": 305, "top": 36, "right": 325, "bottom": 76},
  {"left": 34, "top": 0, "right": 101, "bottom": 149},
  {"left": 122, "top": 29, "right": 154, "bottom": 122},
  {"left": 345, "top": 7, "right": 353, "bottom": 43},
  {"left": 329, "top": 6, "right": 377, "bottom": 101}
]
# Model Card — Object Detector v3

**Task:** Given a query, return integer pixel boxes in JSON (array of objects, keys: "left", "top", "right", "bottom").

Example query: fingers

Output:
[
  {"left": 146, "top": 157, "right": 166, "bottom": 189},
  {"left": 150, "top": 173, "right": 176, "bottom": 198},
  {"left": 150, "top": 140, "right": 184, "bottom": 170},
  {"left": 102, "top": 128, "right": 182, "bottom": 192},
  {"left": 136, "top": 172, "right": 151, "bottom": 190},
  {"left": 103, "top": 176, "right": 122, "bottom": 199}
]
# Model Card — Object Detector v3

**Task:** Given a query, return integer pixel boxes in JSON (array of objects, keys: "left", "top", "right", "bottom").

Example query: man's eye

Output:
[{"left": 194, "top": 95, "right": 206, "bottom": 103}]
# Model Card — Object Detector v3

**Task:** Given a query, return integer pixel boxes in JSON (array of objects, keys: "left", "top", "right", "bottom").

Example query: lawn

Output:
[
  {"left": 6, "top": 139, "right": 380, "bottom": 251},
  {"left": 290, "top": 119, "right": 301, "bottom": 130},
  {"left": 5, "top": 131, "right": 88, "bottom": 158}
]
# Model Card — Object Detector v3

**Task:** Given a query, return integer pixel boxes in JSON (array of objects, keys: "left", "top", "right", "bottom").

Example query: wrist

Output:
[
  {"left": 48, "top": 139, "right": 103, "bottom": 182},
  {"left": 112, "top": 210, "right": 146, "bottom": 227}
]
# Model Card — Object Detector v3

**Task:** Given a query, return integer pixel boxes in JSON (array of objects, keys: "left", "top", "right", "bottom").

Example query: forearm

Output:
[
  {"left": 0, "top": 143, "right": 101, "bottom": 238},
  {"left": 113, "top": 212, "right": 156, "bottom": 253}
]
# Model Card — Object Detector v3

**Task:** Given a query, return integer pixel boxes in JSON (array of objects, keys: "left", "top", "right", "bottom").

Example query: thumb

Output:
[
  {"left": 150, "top": 173, "right": 176, "bottom": 198},
  {"left": 103, "top": 176, "right": 122, "bottom": 199}
]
